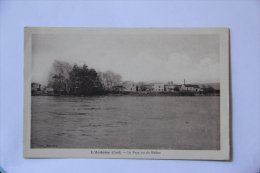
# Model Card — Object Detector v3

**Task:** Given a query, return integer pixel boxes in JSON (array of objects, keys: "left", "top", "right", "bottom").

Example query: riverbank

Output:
[
  {"left": 31, "top": 93, "right": 60, "bottom": 96},
  {"left": 32, "top": 91, "right": 219, "bottom": 97},
  {"left": 111, "top": 91, "right": 196, "bottom": 96}
]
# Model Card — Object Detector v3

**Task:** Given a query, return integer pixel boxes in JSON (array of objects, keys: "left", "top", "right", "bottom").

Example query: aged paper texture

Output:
[{"left": 24, "top": 27, "right": 230, "bottom": 160}]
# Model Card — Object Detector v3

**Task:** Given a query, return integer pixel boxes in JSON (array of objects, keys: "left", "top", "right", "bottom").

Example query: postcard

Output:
[{"left": 24, "top": 27, "right": 230, "bottom": 160}]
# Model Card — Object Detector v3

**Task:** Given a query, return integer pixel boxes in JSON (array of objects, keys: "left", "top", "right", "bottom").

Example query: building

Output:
[
  {"left": 180, "top": 80, "right": 202, "bottom": 92},
  {"left": 181, "top": 84, "right": 194, "bottom": 91},
  {"left": 173, "top": 85, "right": 181, "bottom": 91},
  {"left": 164, "top": 84, "right": 174, "bottom": 92},
  {"left": 122, "top": 81, "right": 137, "bottom": 92},
  {"left": 165, "top": 84, "right": 182, "bottom": 92},
  {"left": 145, "top": 85, "right": 154, "bottom": 92},
  {"left": 191, "top": 85, "right": 200, "bottom": 92},
  {"left": 154, "top": 83, "right": 165, "bottom": 92},
  {"left": 31, "top": 83, "right": 41, "bottom": 92}
]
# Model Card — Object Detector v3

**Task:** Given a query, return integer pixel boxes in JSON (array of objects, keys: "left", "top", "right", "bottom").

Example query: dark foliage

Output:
[
  {"left": 47, "top": 60, "right": 106, "bottom": 96},
  {"left": 174, "top": 87, "right": 180, "bottom": 91},
  {"left": 202, "top": 85, "right": 215, "bottom": 95},
  {"left": 69, "top": 64, "right": 105, "bottom": 95}
]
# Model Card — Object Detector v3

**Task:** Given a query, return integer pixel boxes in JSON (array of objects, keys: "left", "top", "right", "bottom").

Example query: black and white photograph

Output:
[{"left": 24, "top": 27, "right": 230, "bottom": 159}]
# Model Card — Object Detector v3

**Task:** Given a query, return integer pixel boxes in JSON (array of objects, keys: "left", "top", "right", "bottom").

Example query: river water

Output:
[{"left": 31, "top": 96, "right": 220, "bottom": 150}]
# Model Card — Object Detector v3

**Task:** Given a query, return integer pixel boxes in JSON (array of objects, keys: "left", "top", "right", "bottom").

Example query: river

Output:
[{"left": 31, "top": 95, "right": 220, "bottom": 150}]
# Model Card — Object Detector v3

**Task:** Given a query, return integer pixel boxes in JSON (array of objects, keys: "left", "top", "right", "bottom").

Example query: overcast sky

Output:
[{"left": 32, "top": 33, "right": 220, "bottom": 85}]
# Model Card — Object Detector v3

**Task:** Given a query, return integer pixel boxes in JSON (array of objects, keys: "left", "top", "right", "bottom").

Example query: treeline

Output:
[
  {"left": 47, "top": 60, "right": 122, "bottom": 95},
  {"left": 200, "top": 85, "right": 217, "bottom": 95}
]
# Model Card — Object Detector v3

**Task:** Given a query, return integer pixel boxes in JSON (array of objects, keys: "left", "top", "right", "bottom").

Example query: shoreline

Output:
[{"left": 31, "top": 92, "right": 219, "bottom": 97}]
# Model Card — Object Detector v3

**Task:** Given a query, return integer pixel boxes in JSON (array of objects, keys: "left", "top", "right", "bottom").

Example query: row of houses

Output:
[
  {"left": 32, "top": 81, "right": 218, "bottom": 95},
  {"left": 120, "top": 81, "right": 213, "bottom": 93}
]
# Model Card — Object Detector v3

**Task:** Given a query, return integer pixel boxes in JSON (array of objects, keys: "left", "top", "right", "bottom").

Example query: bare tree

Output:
[
  {"left": 48, "top": 60, "right": 72, "bottom": 93},
  {"left": 98, "top": 70, "right": 122, "bottom": 91}
]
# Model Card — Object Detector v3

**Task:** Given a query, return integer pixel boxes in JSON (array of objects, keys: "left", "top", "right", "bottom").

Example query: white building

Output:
[
  {"left": 181, "top": 84, "right": 194, "bottom": 91},
  {"left": 122, "top": 81, "right": 137, "bottom": 92},
  {"left": 154, "top": 83, "right": 165, "bottom": 92}
]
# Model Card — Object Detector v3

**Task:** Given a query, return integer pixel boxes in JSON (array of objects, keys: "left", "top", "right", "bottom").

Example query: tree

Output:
[
  {"left": 137, "top": 82, "right": 147, "bottom": 91},
  {"left": 174, "top": 87, "right": 180, "bottom": 92},
  {"left": 48, "top": 60, "right": 73, "bottom": 94},
  {"left": 98, "top": 70, "right": 122, "bottom": 92},
  {"left": 206, "top": 85, "right": 215, "bottom": 94},
  {"left": 47, "top": 60, "right": 105, "bottom": 95},
  {"left": 201, "top": 85, "right": 215, "bottom": 95},
  {"left": 70, "top": 64, "right": 104, "bottom": 95}
]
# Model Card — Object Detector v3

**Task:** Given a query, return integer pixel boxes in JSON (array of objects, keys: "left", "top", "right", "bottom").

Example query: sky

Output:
[{"left": 32, "top": 33, "right": 220, "bottom": 86}]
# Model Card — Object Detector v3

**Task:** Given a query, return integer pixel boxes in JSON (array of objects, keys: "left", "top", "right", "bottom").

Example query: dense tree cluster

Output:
[
  {"left": 48, "top": 60, "right": 121, "bottom": 95},
  {"left": 201, "top": 85, "right": 216, "bottom": 95}
]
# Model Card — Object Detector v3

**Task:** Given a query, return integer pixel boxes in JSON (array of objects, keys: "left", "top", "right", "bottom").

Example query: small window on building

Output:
[
  {"left": 133, "top": 84, "right": 134, "bottom": 86},
  {"left": 158, "top": 89, "right": 160, "bottom": 91},
  {"left": 159, "top": 86, "right": 160, "bottom": 88},
  {"left": 131, "top": 88, "right": 132, "bottom": 90}
]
